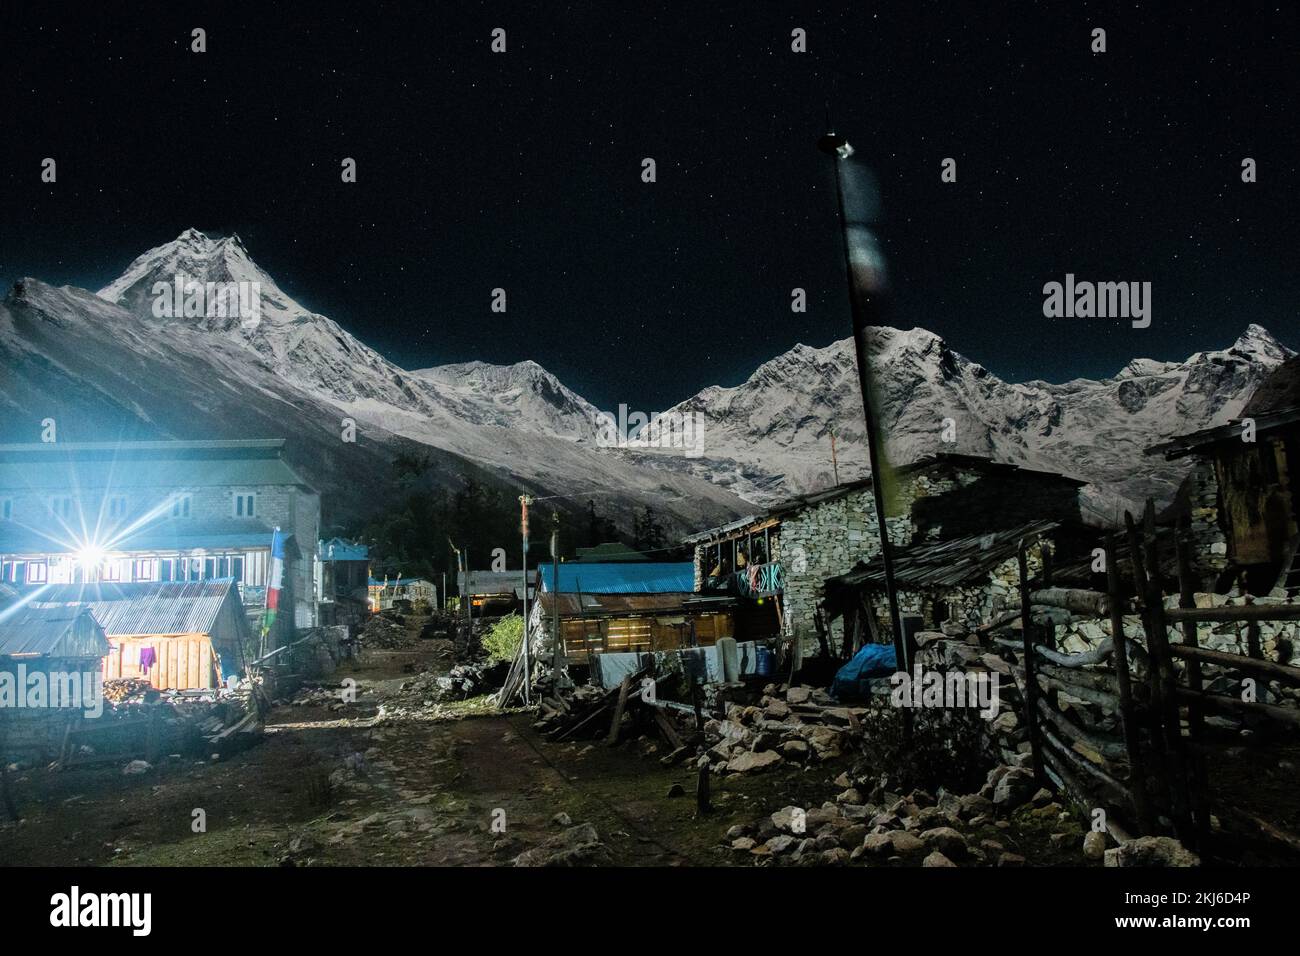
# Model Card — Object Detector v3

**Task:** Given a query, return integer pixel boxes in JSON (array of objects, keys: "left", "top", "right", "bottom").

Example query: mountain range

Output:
[{"left": 0, "top": 230, "right": 1290, "bottom": 533}]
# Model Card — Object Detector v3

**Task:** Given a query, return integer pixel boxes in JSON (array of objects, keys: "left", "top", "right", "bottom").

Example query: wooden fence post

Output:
[
  {"left": 1133, "top": 501, "right": 1196, "bottom": 845},
  {"left": 1175, "top": 520, "right": 1211, "bottom": 846},
  {"left": 1106, "top": 534, "right": 1153, "bottom": 834},
  {"left": 1018, "top": 544, "right": 1045, "bottom": 783}
]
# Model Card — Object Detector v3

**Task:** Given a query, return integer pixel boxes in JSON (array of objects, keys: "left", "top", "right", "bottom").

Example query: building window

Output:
[
  {"left": 171, "top": 494, "right": 192, "bottom": 518},
  {"left": 27, "top": 561, "right": 48, "bottom": 584},
  {"left": 0, "top": 499, "right": 11, "bottom": 521},
  {"left": 107, "top": 495, "right": 128, "bottom": 519},
  {"left": 48, "top": 496, "right": 74, "bottom": 520},
  {"left": 233, "top": 492, "right": 256, "bottom": 518},
  {"left": 132, "top": 558, "right": 158, "bottom": 582}
]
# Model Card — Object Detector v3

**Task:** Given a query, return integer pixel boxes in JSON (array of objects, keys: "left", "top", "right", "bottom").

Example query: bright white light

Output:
[
  {"left": 836, "top": 141, "right": 855, "bottom": 160},
  {"left": 75, "top": 543, "right": 105, "bottom": 571}
]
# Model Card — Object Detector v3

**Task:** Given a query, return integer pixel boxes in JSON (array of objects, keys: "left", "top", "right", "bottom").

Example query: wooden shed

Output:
[{"left": 28, "top": 579, "right": 253, "bottom": 691}]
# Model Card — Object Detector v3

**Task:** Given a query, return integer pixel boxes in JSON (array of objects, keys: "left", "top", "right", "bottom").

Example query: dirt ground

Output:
[{"left": 0, "top": 615, "right": 1113, "bottom": 867}]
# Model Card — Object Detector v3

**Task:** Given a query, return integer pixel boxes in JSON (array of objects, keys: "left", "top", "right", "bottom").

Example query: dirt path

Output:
[{"left": 0, "top": 624, "right": 738, "bottom": 867}]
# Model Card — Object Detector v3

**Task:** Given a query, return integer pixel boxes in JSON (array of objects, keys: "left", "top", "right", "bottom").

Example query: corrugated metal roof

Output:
[
  {"left": 0, "top": 440, "right": 314, "bottom": 492},
  {"left": 27, "top": 579, "right": 242, "bottom": 638},
  {"left": 827, "top": 520, "right": 1058, "bottom": 590},
  {"left": 538, "top": 562, "right": 694, "bottom": 594},
  {"left": 458, "top": 571, "right": 528, "bottom": 598},
  {"left": 0, "top": 605, "right": 110, "bottom": 659},
  {"left": 684, "top": 454, "right": 1085, "bottom": 544}
]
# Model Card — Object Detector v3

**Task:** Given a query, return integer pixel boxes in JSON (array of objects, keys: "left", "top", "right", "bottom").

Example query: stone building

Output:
[{"left": 684, "top": 454, "right": 1087, "bottom": 660}]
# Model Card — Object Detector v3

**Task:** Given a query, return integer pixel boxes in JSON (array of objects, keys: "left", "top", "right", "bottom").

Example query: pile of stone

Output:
[
  {"left": 698, "top": 683, "right": 867, "bottom": 776},
  {"left": 726, "top": 758, "right": 1200, "bottom": 868},
  {"left": 394, "top": 660, "right": 508, "bottom": 707},
  {"left": 360, "top": 613, "right": 416, "bottom": 649},
  {"left": 289, "top": 685, "right": 349, "bottom": 710}
]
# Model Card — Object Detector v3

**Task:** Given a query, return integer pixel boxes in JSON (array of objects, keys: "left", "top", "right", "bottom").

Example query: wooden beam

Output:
[
  {"left": 1164, "top": 603, "right": 1300, "bottom": 623},
  {"left": 1174, "top": 687, "right": 1300, "bottom": 728},
  {"left": 1029, "top": 588, "right": 1109, "bottom": 616},
  {"left": 1034, "top": 696, "right": 1128, "bottom": 761},
  {"left": 1168, "top": 643, "right": 1300, "bottom": 685}
]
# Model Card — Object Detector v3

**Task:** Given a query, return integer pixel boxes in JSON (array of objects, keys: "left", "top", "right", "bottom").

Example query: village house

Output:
[
  {"left": 28, "top": 579, "right": 254, "bottom": 691},
  {"left": 684, "top": 454, "right": 1089, "bottom": 663},
  {"left": 0, "top": 439, "right": 320, "bottom": 647},
  {"left": 0, "top": 604, "right": 110, "bottom": 759},
  {"left": 529, "top": 561, "right": 728, "bottom": 661},
  {"left": 368, "top": 576, "right": 436, "bottom": 611},
  {"left": 1147, "top": 355, "right": 1300, "bottom": 594},
  {"left": 458, "top": 570, "right": 531, "bottom": 615}
]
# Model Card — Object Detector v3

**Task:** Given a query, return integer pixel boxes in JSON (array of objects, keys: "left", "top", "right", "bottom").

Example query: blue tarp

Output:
[
  {"left": 538, "top": 562, "right": 694, "bottom": 595},
  {"left": 831, "top": 643, "right": 898, "bottom": 700}
]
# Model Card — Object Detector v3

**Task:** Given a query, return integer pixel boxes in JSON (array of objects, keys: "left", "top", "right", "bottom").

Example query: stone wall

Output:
[
  {"left": 778, "top": 487, "right": 912, "bottom": 656},
  {"left": 1184, "top": 457, "right": 1230, "bottom": 582}
]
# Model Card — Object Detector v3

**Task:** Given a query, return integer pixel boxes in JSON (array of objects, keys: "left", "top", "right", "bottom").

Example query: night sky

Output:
[{"left": 2, "top": 2, "right": 1295, "bottom": 412}]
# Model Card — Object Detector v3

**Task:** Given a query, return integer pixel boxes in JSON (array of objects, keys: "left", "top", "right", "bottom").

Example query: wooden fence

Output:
[{"left": 992, "top": 499, "right": 1300, "bottom": 855}]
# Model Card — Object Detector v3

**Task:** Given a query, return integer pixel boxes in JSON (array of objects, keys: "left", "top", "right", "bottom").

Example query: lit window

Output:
[
  {"left": 233, "top": 492, "right": 256, "bottom": 518},
  {"left": 48, "top": 496, "right": 74, "bottom": 519},
  {"left": 107, "top": 495, "right": 128, "bottom": 519},
  {"left": 171, "top": 494, "right": 192, "bottom": 518},
  {"left": 27, "top": 561, "right": 48, "bottom": 584}
]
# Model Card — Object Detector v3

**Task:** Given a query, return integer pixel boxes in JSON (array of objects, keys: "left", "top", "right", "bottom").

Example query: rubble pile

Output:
[
  {"left": 725, "top": 760, "right": 1199, "bottom": 868},
  {"left": 369, "top": 659, "right": 512, "bottom": 721},
  {"left": 360, "top": 613, "right": 417, "bottom": 649},
  {"left": 698, "top": 683, "right": 868, "bottom": 776}
]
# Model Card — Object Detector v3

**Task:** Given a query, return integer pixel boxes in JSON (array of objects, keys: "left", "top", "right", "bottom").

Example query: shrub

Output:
[{"left": 483, "top": 614, "right": 524, "bottom": 663}]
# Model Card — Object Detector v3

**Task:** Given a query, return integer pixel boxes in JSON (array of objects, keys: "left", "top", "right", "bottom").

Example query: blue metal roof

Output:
[
  {"left": 538, "top": 562, "right": 694, "bottom": 595},
  {"left": 319, "top": 538, "right": 368, "bottom": 562}
]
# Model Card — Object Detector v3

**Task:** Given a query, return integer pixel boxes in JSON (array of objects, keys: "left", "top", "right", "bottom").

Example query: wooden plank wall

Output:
[{"left": 102, "top": 635, "right": 215, "bottom": 690}]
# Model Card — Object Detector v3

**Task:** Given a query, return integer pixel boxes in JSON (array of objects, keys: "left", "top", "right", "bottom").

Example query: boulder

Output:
[
  {"left": 861, "top": 832, "right": 893, "bottom": 856},
  {"left": 1082, "top": 831, "right": 1107, "bottom": 861},
  {"left": 920, "top": 826, "right": 969, "bottom": 859},
  {"left": 514, "top": 824, "right": 610, "bottom": 867},
  {"left": 922, "top": 851, "right": 957, "bottom": 867},
  {"left": 1103, "top": 836, "right": 1200, "bottom": 868},
  {"left": 786, "top": 686, "right": 813, "bottom": 705},
  {"left": 726, "top": 749, "right": 783, "bottom": 774},
  {"left": 992, "top": 768, "right": 1036, "bottom": 810},
  {"left": 888, "top": 831, "right": 925, "bottom": 855},
  {"left": 771, "top": 806, "right": 807, "bottom": 833},
  {"left": 780, "top": 740, "right": 810, "bottom": 762},
  {"left": 765, "top": 835, "right": 797, "bottom": 855}
]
